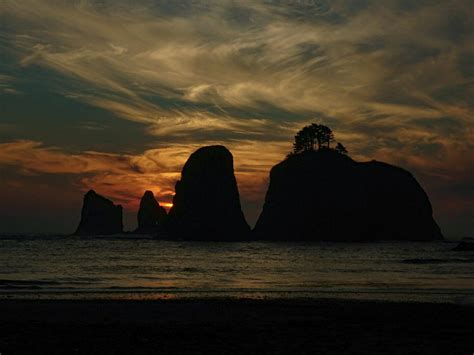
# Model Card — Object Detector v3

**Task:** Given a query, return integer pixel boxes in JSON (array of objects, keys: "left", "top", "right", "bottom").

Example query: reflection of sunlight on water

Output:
[{"left": 0, "top": 236, "right": 473, "bottom": 303}]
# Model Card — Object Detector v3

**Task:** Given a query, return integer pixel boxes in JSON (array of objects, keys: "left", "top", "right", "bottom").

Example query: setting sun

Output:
[{"left": 160, "top": 202, "right": 174, "bottom": 210}]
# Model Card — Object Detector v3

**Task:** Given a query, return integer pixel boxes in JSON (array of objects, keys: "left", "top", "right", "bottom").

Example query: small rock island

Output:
[
  {"left": 253, "top": 124, "right": 443, "bottom": 241},
  {"left": 74, "top": 190, "right": 123, "bottom": 235},
  {"left": 166, "top": 145, "right": 250, "bottom": 240},
  {"left": 135, "top": 191, "right": 167, "bottom": 234}
]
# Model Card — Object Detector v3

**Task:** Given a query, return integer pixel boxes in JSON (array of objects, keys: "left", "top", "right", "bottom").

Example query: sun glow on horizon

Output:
[{"left": 161, "top": 202, "right": 174, "bottom": 210}]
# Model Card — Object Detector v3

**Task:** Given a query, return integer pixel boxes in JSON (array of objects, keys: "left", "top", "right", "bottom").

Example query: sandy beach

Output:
[{"left": 0, "top": 299, "right": 472, "bottom": 354}]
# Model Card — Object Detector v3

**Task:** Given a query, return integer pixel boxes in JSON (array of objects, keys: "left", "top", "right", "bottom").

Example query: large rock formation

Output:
[
  {"left": 166, "top": 145, "right": 250, "bottom": 240},
  {"left": 253, "top": 150, "right": 443, "bottom": 241},
  {"left": 135, "top": 191, "right": 167, "bottom": 234},
  {"left": 74, "top": 190, "right": 123, "bottom": 235}
]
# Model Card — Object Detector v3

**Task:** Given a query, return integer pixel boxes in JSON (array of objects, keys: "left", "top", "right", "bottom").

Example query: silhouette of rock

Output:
[
  {"left": 166, "top": 145, "right": 250, "bottom": 240},
  {"left": 135, "top": 191, "right": 167, "bottom": 234},
  {"left": 452, "top": 241, "right": 474, "bottom": 251},
  {"left": 74, "top": 190, "right": 123, "bottom": 235},
  {"left": 254, "top": 150, "right": 443, "bottom": 241}
]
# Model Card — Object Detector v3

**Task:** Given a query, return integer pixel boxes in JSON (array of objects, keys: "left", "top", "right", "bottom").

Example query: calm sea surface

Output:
[{"left": 0, "top": 235, "right": 473, "bottom": 304}]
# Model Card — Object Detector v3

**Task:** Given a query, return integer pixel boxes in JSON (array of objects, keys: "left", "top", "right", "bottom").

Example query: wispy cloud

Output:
[
  {"left": 4, "top": 1, "right": 473, "bottom": 132},
  {"left": 0, "top": 74, "right": 20, "bottom": 95}
]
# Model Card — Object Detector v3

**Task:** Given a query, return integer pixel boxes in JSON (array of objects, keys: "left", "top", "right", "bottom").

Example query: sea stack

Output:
[
  {"left": 135, "top": 191, "right": 167, "bottom": 234},
  {"left": 253, "top": 150, "right": 443, "bottom": 241},
  {"left": 166, "top": 145, "right": 250, "bottom": 240},
  {"left": 74, "top": 190, "right": 123, "bottom": 235}
]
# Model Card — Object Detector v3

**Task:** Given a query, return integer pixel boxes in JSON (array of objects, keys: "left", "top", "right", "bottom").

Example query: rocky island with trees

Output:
[{"left": 74, "top": 124, "right": 443, "bottom": 241}]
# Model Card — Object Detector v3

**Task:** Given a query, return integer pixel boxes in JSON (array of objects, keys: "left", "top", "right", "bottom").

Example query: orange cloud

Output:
[{"left": 0, "top": 140, "right": 288, "bottom": 226}]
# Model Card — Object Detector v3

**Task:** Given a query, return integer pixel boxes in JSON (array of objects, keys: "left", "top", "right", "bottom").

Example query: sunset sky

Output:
[{"left": 0, "top": 0, "right": 473, "bottom": 237}]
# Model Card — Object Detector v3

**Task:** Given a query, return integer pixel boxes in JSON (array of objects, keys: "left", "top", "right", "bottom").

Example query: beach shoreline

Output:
[{"left": 0, "top": 298, "right": 472, "bottom": 354}]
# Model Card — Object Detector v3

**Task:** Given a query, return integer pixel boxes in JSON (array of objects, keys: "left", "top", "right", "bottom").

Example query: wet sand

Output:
[{"left": 0, "top": 299, "right": 473, "bottom": 354}]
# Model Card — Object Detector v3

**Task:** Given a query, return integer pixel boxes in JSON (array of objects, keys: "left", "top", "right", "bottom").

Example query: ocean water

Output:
[{"left": 0, "top": 235, "right": 473, "bottom": 304}]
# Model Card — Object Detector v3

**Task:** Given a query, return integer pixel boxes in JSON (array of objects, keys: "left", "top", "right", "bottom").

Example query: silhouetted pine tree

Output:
[{"left": 291, "top": 123, "right": 340, "bottom": 155}]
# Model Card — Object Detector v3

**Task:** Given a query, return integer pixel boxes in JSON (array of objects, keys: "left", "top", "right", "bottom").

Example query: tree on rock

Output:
[
  {"left": 291, "top": 124, "right": 341, "bottom": 155},
  {"left": 335, "top": 142, "right": 348, "bottom": 155},
  {"left": 293, "top": 125, "right": 314, "bottom": 153},
  {"left": 317, "top": 124, "right": 334, "bottom": 149}
]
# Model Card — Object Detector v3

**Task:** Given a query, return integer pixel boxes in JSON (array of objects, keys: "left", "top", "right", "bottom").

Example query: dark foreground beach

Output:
[{"left": 0, "top": 299, "right": 473, "bottom": 354}]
